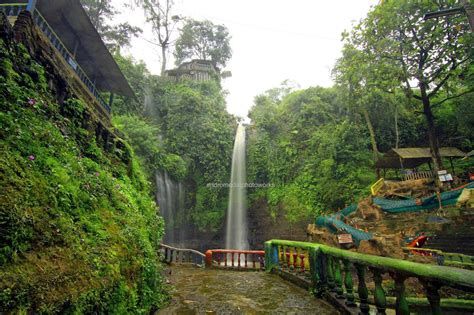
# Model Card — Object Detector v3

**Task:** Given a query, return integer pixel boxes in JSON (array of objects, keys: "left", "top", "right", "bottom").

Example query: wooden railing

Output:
[
  {"left": 403, "top": 170, "right": 435, "bottom": 181},
  {"left": 160, "top": 243, "right": 205, "bottom": 267},
  {"left": 265, "top": 240, "right": 474, "bottom": 314},
  {"left": 205, "top": 249, "right": 265, "bottom": 270}
]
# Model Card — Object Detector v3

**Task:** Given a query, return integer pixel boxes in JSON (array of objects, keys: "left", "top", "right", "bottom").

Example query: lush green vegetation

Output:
[
  {"left": 247, "top": 1, "right": 473, "bottom": 222},
  {"left": 145, "top": 78, "right": 235, "bottom": 231},
  {"left": 334, "top": 0, "right": 473, "bottom": 173},
  {"left": 112, "top": 54, "right": 235, "bottom": 232},
  {"left": 0, "top": 30, "right": 167, "bottom": 313},
  {"left": 80, "top": 0, "right": 236, "bottom": 234},
  {"left": 247, "top": 86, "right": 375, "bottom": 221}
]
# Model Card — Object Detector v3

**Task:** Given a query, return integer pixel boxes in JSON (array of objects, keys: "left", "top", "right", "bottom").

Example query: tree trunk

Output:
[
  {"left": 394, "top": 105, "right": 399, "bottom": 149},
  {"left": 363, "top": 108, "right": 379, "bottom": 160},
  {"left": 419, "top": 84, "right": 443, "bottom": 185},
  {"left": 161, "top": 45, "right": 167, "bottom": 76},
  {"left": 461, "top": 0, "right": 474, "bottom": 31},
  {"left": 363, "top": 108, "right": 380, "bottom": 177}
]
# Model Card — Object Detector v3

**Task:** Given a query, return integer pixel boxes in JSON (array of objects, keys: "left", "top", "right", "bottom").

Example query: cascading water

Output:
[
  {"left": 155, "top": 171, "right": 185, "bottom": 246},
  {"left": 225, "top": 124, "right": 249, "bottom": 250}
]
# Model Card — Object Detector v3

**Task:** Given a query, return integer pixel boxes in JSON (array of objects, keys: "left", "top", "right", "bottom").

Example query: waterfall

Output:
[
  {"left": 225, "top": 124, "right": 249, "bottom": 250},
  {"left": 156, "top": 171, "right": 185, "bottom": 246},
  {"left": 177, "top": 183, "right": 186, "bottom": 246}
]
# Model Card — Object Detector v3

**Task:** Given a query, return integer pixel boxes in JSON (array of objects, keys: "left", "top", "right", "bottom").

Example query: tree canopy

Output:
[
  {"left": 81, "top": 0, "right": 142, "bottom": 51},
  {"left": 336, "top": 0, "right": 474, "bottom": 174},
  {"left": 174, "top": 19, "right": 232, "bottom": 70},
  {"left": 141, "top": 0, "right": 180, "bottom": 75}
]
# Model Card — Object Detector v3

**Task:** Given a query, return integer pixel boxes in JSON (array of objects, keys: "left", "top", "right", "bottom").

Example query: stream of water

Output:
[
  {"left": 156, "top": 171, "right": 185, "bottom": 246},
  {"left": 225, "top": 124, "right": 249, "bottom": 250}
]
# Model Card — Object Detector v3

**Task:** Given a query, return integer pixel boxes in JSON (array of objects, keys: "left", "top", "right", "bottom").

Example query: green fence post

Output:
[
  {"left": 355, "top": 263, "right": 370, "bottom": 314},
  {"left": 393, "top": 274, "right": 409, "bottom": 315},
  {"left": 327, "top": 255, "right": 336, "bottom": 292},
  {"left": 343, "top": 259, "right": 356, "bottom": 306},
  {"left": 309, "top": 247, "right": 325, "bottom": 297},
  {"left": 265, "top": 241, "right": 278, "bottom": 272},
  {"left": 334, "top": 258, "right": 344, "bottom": 298},
  {"left": 424, "top": 281, "right": 442, "bottom": 315},
  {"left": 370, "top": 267, "right": 387, "bottom": 315}
]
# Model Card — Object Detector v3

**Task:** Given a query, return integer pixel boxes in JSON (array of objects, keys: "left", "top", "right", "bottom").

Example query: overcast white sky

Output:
[{"left": 114, "top": 0, "right": 376, "bottom": 119}]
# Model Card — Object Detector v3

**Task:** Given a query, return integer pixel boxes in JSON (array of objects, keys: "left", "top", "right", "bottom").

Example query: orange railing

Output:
[{"left": 205, "top": 249, "right": 265, "bottom": 270}]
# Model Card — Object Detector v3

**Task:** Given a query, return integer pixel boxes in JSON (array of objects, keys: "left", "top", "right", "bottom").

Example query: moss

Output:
[{"left": 0, "top": 16, "right": 167, "bottom": 313}]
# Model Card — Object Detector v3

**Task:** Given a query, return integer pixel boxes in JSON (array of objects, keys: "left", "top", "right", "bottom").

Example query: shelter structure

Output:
[
  {"left": 165, "top": 60, "right": 217, "bottom": 82},
  {"left": 376, "top": 147, "right": 467, "bottom": 180},
  {"left": 0, "top": 0, "right": 134, "bottom": 120}
]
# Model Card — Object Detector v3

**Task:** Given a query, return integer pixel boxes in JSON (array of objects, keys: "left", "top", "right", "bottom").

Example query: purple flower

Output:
[
  {"left": 94, "top": 172, "right": 100, "bottom": 177},
  {"left": 28, "top": 155, "right": 35, "bottom": 161},
  {"left": 27, "top": 98, "right": 37, "bottom": 106}
]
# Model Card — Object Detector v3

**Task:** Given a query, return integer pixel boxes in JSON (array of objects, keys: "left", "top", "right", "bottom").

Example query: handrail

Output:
[
  {"left": 0, "top": 3, "right": 25, "bottom": 22},
  {"left": 31, "top": 9, "right": 110, "bottom": 114},
  {"left": 370, "top": 177, "right": 385, "bottom": 196},
  {"left": 265, "top": 239, "right": 474, "bottom": 314},
  {"left": 160, "top": 243, "right": 205, "bottom": 258},
  {"left": 205, "top": 249, "right": 265, "bottom": 270},
  {"left": 0, "top": 4, "right": 111, "bottom": 114},
  {"left": 402, "top": 247, "right": 474, "bottom": 267},
  {"left": 403, "top": 170, "right": 435, "bottom": 181},
  {"left": 159, "top": 243, "right": 205, "bottom": 266}
]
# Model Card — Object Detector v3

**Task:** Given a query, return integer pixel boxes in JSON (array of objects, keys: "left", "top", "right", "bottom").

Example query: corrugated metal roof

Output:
[
  {"left": 391, "top": 147, "right": 466, "bottom": 159},
  {"left": 376, "top": 147, "right": 466, "bottom": 169},
  {"left": 0, "top": 0, "right": 136, "bottom": 97}
]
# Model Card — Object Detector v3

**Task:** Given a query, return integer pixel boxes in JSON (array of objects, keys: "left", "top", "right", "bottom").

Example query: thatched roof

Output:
[{"left": 376, "top": 147, "right": 466, "bottom": 169}]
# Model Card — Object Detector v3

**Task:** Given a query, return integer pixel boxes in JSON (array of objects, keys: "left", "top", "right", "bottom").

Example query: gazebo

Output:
[{"left": 376, "top": 147, "right": 467, "bottom": 180}]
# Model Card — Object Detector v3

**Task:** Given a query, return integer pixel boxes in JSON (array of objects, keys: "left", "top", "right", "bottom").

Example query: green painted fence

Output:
[{"left": 265, "top": 240, "right": 474, "bottom": 314}]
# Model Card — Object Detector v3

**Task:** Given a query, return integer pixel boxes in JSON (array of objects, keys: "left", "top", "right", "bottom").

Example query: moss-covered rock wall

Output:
[{"left": 0, "top": 12, "right": 167, "bottom": 313}]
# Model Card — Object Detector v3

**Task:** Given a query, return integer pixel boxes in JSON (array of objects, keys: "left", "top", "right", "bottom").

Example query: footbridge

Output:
[{"left": 159, "top": 241, "right": 474, "bottom": 314}]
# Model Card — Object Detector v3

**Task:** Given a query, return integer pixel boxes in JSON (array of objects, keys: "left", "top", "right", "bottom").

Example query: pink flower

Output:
[
  {"left": 27, "top": 98, "right": 37, "bottom": 106},
  {"left": 94, "top": 172, "right": 100, "bottom": 177},
  {"left": 28, "top": 155, "right": 35, "bottom": 161}
]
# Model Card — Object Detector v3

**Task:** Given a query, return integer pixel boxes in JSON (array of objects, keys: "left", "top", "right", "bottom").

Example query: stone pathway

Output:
[{"left": 157, "top": 265, "right": 340, "bottom": 314}]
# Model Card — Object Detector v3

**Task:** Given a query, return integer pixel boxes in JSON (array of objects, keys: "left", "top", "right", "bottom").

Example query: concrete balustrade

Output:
[
  {"left": 159, "top": 243, "right": 206, "bottom": 266},
  {"left": 265, "top": 239, "right": 474, "bottom": 314},
  {"left": 205, "top": 249, "right": 265, "bottom": 270}
]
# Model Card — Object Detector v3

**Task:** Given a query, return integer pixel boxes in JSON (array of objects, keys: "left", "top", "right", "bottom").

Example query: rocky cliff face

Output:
[{"left": 247, "top": 197, "right": 309, "bottom": 249}]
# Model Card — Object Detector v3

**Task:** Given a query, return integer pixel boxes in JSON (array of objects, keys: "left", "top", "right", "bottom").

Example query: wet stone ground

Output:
[{"left": 157, "top": 265, "right": 340, "bottom": 315}]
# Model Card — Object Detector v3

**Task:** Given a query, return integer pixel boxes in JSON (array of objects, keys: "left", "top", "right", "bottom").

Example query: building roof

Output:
[
  {"left": 376, "top": 147, "right": 467, "bottom": 169},
  {"left": 166, "top": 59, "right": 216, "bottom": 76},
  {"left": 15, "top": 0, "right": 135, "bottom": 97},
  {"left": 464, "top": 150, "right": 474, "bottom": 160}
]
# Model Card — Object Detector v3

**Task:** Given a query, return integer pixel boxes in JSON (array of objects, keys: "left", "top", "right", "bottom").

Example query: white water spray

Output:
[
  {"left": 156, "top": 171, "right": 185, "bottom": 246},
  {"left": 225, "top": 124, "right": 249, "bottom": 250}
]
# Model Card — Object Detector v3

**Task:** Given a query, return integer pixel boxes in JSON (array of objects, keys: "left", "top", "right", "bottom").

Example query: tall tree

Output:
[
  {"left": 342, "top": 0, "right": 473, "bottom": 175},
  {"left": 174, "top": 19, "right": 232, "bottom": 70},
  {"left": 333, "top": 44, "right": 393, "bottom": 164},
  {"left": 81, "top": 0, "right": 142, "bottom": 51},
  {"left": 140, "top": 0, "right": 180, "bottom": 75}
]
